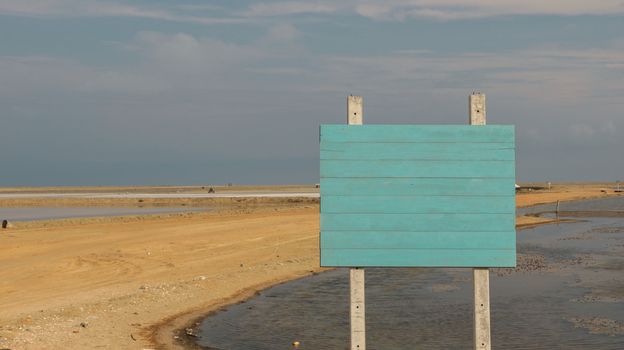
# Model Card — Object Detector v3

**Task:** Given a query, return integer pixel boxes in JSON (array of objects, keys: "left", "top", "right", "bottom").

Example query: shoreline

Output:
[
  {"left": 155, "top": 193, "right": 623, "bottom": 350},
  {"left": 156, "top": 222, "right": 560, "bottom": 350},
  {"left": 148, "top": 272, "right": 326, "bottom": 350}
]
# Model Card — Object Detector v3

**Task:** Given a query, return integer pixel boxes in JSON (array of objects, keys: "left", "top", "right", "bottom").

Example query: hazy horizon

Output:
[{"left": 2, "top": 1, "right": 623, "bottom": 186}]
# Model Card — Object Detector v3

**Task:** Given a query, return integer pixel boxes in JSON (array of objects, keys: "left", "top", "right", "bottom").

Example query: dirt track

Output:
[{"left": 0, "top": 206, "right": 321, "bottom": 349}]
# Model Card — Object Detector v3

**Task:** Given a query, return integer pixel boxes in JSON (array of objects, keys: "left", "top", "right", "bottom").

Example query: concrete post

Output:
[
  {"left": 470, "top": 92, "right": 491, "bottom": 350},
  {"left": 347, "top": 95, "right": 365, "bottom": 350}
]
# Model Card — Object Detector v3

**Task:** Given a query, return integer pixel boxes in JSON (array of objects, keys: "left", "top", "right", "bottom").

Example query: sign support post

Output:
[
  {"left": 347, "top": 95, "right": 366, "bottom": 350},
  {"left": 323, "top": 93, "right": 513, "bottom": 349},
  {"left": 470, "top": 92, "right": 492, "bottom": 350}
]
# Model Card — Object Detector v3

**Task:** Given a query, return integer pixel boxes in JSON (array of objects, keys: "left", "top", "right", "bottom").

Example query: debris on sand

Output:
[
  {"left": 185, "top": 328, "right": 198, "bottom": 337},
  {"left": 493, "top": 254, "right": 549, "bottom": 276}
]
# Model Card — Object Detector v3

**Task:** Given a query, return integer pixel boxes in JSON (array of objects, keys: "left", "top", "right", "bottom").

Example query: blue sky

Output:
[{"left": 1, "top": 1, "right": 623, "bottom": 185}]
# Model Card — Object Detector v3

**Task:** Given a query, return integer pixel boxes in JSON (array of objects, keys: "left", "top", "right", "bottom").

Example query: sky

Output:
[{"left": 1, "top": 1, "right": 623, "bottom": 186}]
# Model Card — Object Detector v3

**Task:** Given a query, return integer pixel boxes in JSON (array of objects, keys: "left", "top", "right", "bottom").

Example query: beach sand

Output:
[{"left": 0, "top": 184, "right": 621, "bottom": 349}]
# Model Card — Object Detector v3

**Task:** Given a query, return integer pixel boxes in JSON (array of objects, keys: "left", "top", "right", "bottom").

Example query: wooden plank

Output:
[
  {"left": 321, "top": 248, "right": 516, "bottom": 267},
  {"left": 321, "top": 213, "right": 514, "bottom": 232},
  {"left": 322, "top": 195, "right": 515, "bottom": 214},
  {"left": 321, "top": 160, "right": 515, "bottom": 178},
  {"left": 320, "top": 178, "right": 515, "bottom": 196},
  {"left": 321, "top": 231, "right": 515, "bottom": 249},
  {"left": 321, "top": 142, "right": 514, "bottom": 161},
  {"left": 319, "top": 101, "right": 515, "bottom": 269},
  {"left": 320, "top": 124, "right": 513, "bottom": 143}
]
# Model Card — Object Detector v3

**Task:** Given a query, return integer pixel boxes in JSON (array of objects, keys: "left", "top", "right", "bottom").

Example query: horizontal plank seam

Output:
[
  {"left": 320, "top": 230, "right": 515, "bottom": 232},
  {"left": 321, "top": 159, "right": 514, "bottom": 161},
  {"left": 322, "top": 160, "right": 515, "bottom": 162},
  {"left": 321, "top": 231, "right": 515, "bottom": 233},
  {"left": 323, "top": 194, "right": 515, "bottom": 199},
  {"left": 322, "top": 212, "right": 515, "bottom": 214},
  {"left": 321, "top": 177, "right": 516, "bottom": 179},
  {"left": 320, "top": 141, "right": 514, "bottom": 143},
  {"left": 321, "top": 248, "right": 515, "bottom": 251},
  {"left": 321, "top": 195, "right": 516, "bottom": 197},
  {"left": 322, "top": 213, "right": 515, "bottom": 215}
]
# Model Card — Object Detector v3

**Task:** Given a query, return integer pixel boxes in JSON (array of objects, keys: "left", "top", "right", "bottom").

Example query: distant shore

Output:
[{"left": 0, "top": 183, "right": 621, "bottom": 350}]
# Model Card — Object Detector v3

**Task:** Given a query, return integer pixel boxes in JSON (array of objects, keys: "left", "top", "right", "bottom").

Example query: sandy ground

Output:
[{"left": 0, "top": 184, "right": 621, "bottom": 349}]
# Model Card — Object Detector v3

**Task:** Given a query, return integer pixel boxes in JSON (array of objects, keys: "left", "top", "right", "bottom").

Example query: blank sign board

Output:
[{"left": 320, "top": 125, "right": 516, "bottom": 267}]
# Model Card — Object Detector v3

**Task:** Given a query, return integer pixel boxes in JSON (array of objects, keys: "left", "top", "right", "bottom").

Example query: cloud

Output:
[
  {"left": 244, "top": 2, "right": 337, "bottom": 17},
  {"left": 0, "top": 26, "right": 301, "bottom": 98},
  {"left": 242, "top": 1, "right": 624, "bottom": 20},
  {"left": 3, "top": 26, "right": 623, "bottom": 103},
  {"left": 0, "top": 0, "right": 246, "bottom": 24},
  {"left": 314, "top": 46, "right": 624, "bottom": 96},
  {"left": 2, "top": 26, "right": 623, "bottom": 183},
  {"left": 568, "top": 120, "right": 618, "bottom": 145},
  {"left": 353, "top": 1, "right": 624, "bottom": 21},
  {"left": 0, "top": 56, "right": 167, "bottom": 96},
  {"left": 3, "top": 1, "right": 623, "bottom": 23},
  {"left": 266, "top": 23, "right": 301, "bottom": 42}
]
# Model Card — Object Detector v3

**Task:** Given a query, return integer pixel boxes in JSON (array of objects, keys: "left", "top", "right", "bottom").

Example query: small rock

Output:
[
  {"left": 80, "top": 322, "right": 88, "bottom": 328},
  {"left": 185, "top": 328, "right": 198, "bottom": 337}
]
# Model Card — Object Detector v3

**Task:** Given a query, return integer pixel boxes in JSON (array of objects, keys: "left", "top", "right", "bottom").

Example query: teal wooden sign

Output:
[{"left": 320, "top": 125, "right": 516, "bottom": 268}]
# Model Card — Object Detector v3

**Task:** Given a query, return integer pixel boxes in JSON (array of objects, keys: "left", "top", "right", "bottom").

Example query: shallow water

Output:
[
  {"left": 517, "top": 196, "right": 624, "bottom": 216},
  {"left": 197, "top": 198, "right": 624, "bottom": 350},
  {"left": 0, "top": 207, "right": 205, "bottom": 221}
]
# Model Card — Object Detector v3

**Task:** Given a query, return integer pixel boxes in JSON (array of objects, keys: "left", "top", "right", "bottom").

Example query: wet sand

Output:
[{"left": 0, "top": 184, "right": 621, "bottom": 349}]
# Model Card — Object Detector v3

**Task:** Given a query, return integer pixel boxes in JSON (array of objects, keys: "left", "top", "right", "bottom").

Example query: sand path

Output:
[{"left": 0, "top": 207, "right": 320, "bottom": 349}]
